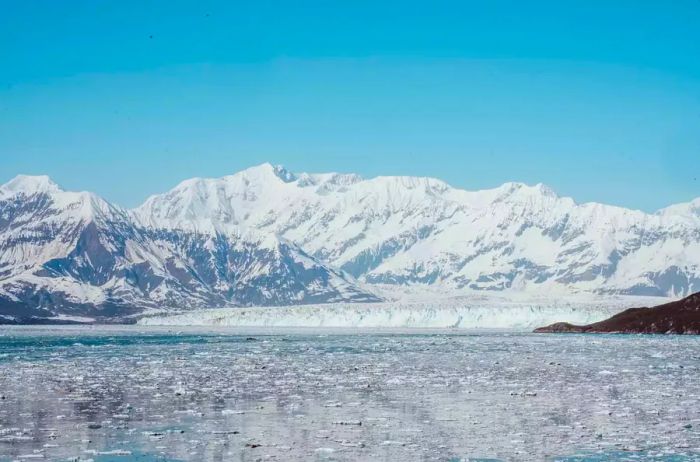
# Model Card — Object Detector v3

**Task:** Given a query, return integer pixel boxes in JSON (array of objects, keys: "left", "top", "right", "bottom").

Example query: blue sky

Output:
[{"left": 1, "top": 1, "right": 699, "bottom": 211}]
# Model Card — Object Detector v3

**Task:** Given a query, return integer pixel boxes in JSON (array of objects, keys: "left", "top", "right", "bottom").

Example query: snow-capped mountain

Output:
[
  {"left": 1, "top": 163, "right": 699, "bottom": 322},
  {"left": 0, "top": 173, "right": 378, "bottom": 322},
  {"left": 139, "top": 163, "right": 700, "bottom": 297}
]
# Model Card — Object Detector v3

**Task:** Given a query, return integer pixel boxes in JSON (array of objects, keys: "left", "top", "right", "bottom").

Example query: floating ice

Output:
[{"left": 0, "top": 326, "right": 698, "bottom": 461}]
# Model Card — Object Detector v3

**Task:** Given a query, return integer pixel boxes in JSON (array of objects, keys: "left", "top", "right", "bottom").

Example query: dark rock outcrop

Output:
[{"left": 535, "top": 292, "right": 700, "bottom": 334}]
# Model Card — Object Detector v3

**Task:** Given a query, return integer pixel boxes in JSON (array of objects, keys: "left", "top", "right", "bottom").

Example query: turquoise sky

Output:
[{"left": 1, "top": 1, "right": 699, "bottom": 210}]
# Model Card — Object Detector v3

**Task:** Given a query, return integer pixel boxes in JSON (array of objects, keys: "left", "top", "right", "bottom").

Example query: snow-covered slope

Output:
[
  {"left": 1, "top": 163, "right": 698, "bottom": 322},
  {"left": 138, "top": 163, "right": 700, "bottom": 298},
  {"left": 0, "top": 174, "right": 378, "bottom": 321}
]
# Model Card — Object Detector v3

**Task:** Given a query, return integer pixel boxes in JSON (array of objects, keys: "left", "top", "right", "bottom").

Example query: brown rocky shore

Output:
[{"left": 534, "top": 292, "right": 700, "bottom": 334}]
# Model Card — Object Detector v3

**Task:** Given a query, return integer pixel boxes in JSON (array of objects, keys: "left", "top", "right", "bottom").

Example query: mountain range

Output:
[{"left": 1, "top": 163, "right": 698, "bottom": 322}]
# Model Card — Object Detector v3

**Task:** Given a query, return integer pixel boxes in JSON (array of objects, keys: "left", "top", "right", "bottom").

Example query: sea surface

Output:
[{"left": 0, "top": 326, "right": 698, "bottom": 461}]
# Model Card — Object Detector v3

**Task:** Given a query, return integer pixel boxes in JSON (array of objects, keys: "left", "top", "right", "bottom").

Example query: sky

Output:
[{"left": 1, "top": 1, "right": 699, "bottom": 211}]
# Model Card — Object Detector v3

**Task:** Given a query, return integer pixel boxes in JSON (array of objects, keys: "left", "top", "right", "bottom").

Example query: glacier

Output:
[{"left": 138, "top": 293, "right": 670, "bottom": 329}]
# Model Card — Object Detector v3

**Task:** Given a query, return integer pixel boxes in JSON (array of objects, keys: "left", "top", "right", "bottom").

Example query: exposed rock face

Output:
[{"left": 534, "top": 292, "right": 700, "bottom": 334}]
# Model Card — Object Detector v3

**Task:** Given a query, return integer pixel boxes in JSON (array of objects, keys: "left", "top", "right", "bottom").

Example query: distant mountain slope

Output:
[
  {"left": 0, "top": 174, "right": 378, "bottom": 322},
  {"left": 1, "top": 163, "right": 699, "bottom": 322},
  {"left": 139, "top": 163, "right": 700, "bottom": 297}
]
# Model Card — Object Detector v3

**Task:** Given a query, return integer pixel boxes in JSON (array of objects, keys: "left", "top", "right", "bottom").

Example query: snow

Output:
[
  {"left": 133, "top": 163, "right": 700, "bottom": 297},
  {"left": 1, "top": 165, "right": 699, "bottom": 319},
  {"left": 2, "top": 274, "right": 108, "bottom": 305},
  {"left": 0, "top": 178, "right": 130, "bottom": 279},
  {"left": 0, "top": 171, "right": 378, "bottom": 313},
  {"left": 0, "top": 174, "right": 60, "bottom": 197},
  {"left": 657, "top": 197, "right": 700, "bottom": 220}
]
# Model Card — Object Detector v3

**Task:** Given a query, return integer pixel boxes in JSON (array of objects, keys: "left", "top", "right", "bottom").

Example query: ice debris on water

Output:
[{"left": 0, "top": 326, "right": 698, "bottom": 461}]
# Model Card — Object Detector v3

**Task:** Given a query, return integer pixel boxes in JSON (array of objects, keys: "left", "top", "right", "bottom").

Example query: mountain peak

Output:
[
  {"left": 657, "top": 197, "right": 700, "bottom": 219},
  {"left": 236, "top": 163, "right": 297, "bottom": 183},
  {"left": 533, "top": 182, "right": 558, "bottom": 197},
  {"left": 1, "top": 174, "right": 61, "bottom": 196},
  {"left": 493, "top": 181, "right": 558, "bottom": 200}
]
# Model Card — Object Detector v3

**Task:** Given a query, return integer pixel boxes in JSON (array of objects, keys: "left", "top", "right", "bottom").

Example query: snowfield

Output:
[{"left": 138, "top": 294, "right": 669, "bottom": 329}]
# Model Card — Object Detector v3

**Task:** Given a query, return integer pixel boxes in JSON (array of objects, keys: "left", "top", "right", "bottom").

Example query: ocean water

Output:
[{"left": 0, "top": 326, "right": 698, "bottom": 461}]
